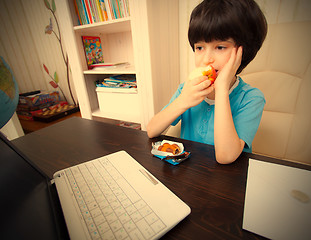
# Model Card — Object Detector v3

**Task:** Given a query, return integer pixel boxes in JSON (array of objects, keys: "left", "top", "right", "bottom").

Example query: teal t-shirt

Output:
[{"left": 165, "top": 77, "right": 265, "bottom": 152}]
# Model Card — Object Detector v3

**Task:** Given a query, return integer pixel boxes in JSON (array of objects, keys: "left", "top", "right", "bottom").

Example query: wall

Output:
[
  {"left": 8, "top": 0, "right": 309, "bottom": 99},
  {"left": 1, "top": 0, "right": 310, "bottom": 107},
  {"left": 1, "top": 0, "right": 310, "bottom": 139},
  {"left": 0, "top": 0, "right": 77, "bottom": 139},
  {"left": 0, "top": 0, "right": 76, "bottom": 103},
  {"left": 147, "top": 0, "right": 180, "bottom": 114}
]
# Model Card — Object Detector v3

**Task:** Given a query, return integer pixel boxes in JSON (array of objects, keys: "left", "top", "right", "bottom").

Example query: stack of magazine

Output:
[{"left": 95, "top": 74, "right": 136, "bottom": 88}]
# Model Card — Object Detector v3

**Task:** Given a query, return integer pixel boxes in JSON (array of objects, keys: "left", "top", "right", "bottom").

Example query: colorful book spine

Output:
[
  {"left": 74, "top": 0, "right": 87, "bottom": 25},
  {"left": 83, "top": 0, "right": 93, "bottom": 23},
  {"left": 113, "top": 0, "right": 120, "bottom": 18},
  {"left": 89, "top": 0, "right": 99, "bottom": 22},
  {"left": 73, "top": 0, "right": 82, "bottom": 25},
  {"left": 113, "top": 0, "right": 121, "bottom": 19},
  {"left": 80, "top": 0, "right": 90, "bottom": 24},
  {"left": 119, "top": 0, "right": 127, "bottom": 17},
  {"left": 107, "top": 0, "right": 115, "bottom": 19},
  {"left": 95, "top": 0, "right": 104, "bottom": 22},
  {"left": 75, "top": 0, "right": 130, "bottom": 25},
  {"left": 123, "top": 0, "right": 130, "bottom": 17},
  {"left": 99, "top": 0, "right": 109, "bottom": 21}
]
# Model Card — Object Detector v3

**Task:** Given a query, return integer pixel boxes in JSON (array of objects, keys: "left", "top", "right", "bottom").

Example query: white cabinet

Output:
[{"left": 55, "top": 0, "right": 179, "bottom": 130}]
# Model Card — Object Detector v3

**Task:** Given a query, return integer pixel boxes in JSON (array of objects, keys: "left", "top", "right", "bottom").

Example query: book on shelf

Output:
[
  {"left": 95, "top": 74, "right": 136, "bottom": 88},
  {"left": 74, "top": 0, "right": 130, "bottom": 25},
  {"left": 99, "top": 0, "right": 108, "bottom": 21},
  {"left": 74, "top": 0, "right": 88, "bottom": 24},
  {"left": 82, "top": 36, "right": 105, "bottom": 69},
  {"left": 83, "top": 0, "right": 93, "bottom": 23}
]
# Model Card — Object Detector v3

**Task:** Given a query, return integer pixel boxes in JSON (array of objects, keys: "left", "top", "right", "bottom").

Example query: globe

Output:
[{"left": 0, "top": 56, "right": 19, "bottom": 128}]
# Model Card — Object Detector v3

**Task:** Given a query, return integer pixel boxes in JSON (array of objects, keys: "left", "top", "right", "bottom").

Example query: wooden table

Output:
[{"left": 13, "top": 117, "right": 294, "bottom": 239}]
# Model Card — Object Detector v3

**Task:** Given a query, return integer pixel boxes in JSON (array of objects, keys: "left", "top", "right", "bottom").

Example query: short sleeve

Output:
[
  {"left": 162, "top": 83, "right": 185, "bottom": 126},
  {"left": 232, "top": 89, "right": 265, "bottom": 152}
]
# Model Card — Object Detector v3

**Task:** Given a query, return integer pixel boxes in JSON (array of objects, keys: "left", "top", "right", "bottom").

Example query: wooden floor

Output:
[
  {"left": 19, "top": 112, "right": 141, "bottom": 134},
  {"left": 19, "top": 111, "right": 82, "bottom": 134}
]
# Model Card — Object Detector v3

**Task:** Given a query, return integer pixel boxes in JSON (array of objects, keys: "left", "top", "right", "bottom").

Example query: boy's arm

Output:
[
  {"left": 214, "top": 89, "right": 245, "bottom": 164},
  {"left": 214, "top": 47, "right": 245, "bottom": 164},
  {"left": 146, "top": 97, "right": 186, "bottom": 138},
  {"left": 147, "top": 76, "right": 213, "bottom": 138}
]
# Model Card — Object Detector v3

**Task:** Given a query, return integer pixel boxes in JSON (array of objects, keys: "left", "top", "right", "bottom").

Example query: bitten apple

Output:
[{"left": 189, "top": 65, "right": 217, "bottom": 83}]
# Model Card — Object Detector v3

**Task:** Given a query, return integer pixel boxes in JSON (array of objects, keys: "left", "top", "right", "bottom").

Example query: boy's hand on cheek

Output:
[
  {"left": 215, "top": 46, "right": 243, "bottom": 91},
  {"left": 178, "top": 76, "right": 213, "bottom": 109}
]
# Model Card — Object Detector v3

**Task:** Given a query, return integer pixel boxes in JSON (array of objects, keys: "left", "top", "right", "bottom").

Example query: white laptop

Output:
[
  {"left": 54, "top": 150, "right": 191, "bottom": 239},
  {"left": 0, "top": 132, "right": 190, "bottom": 240},
  {"left": 243, "top": 158, "right": 311, "bottom": 240}
]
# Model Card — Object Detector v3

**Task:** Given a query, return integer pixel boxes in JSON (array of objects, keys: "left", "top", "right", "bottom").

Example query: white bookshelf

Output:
[
  {"left": 55, "top": 0, "right": 179, "bottom": 130},
  {"left": 84, "top": 64, "right": 136, "bottom": 75}
]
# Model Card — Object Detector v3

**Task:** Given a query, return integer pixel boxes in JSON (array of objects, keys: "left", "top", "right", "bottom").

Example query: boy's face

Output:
[{"left": 194, "top": 38, "right": 236, "bottom": 74}]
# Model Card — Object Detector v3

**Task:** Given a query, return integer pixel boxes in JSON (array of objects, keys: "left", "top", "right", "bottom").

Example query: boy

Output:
[{"left": 147, "top": 0, "right": 267, "bottom": 164}]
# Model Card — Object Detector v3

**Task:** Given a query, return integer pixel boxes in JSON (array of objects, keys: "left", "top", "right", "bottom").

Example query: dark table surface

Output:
[{"left": 13, "top": 117, "right": 306, "bottom": 240}]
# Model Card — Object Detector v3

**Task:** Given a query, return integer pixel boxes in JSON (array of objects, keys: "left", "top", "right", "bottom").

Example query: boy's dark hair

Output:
[{"left": 188, "top": 0, "right": 267, "bottom": 74}]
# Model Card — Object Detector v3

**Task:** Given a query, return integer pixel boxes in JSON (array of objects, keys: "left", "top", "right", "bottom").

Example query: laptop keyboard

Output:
[{"left": 64, "top": 157, "right": 166, "bottom": 240}]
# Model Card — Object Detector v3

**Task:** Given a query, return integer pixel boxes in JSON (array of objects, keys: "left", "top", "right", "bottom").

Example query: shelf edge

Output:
[{"left": 73, "top": 17, "right": 131, "bottom": 31}]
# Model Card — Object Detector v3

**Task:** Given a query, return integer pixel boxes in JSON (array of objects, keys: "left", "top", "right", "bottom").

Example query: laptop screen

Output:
[
  {"left": 0, "top": 133, "right": 68, "bottom": 239},
  {"left": 243, "top": 158, "right": 311, "bottom": 239}
]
